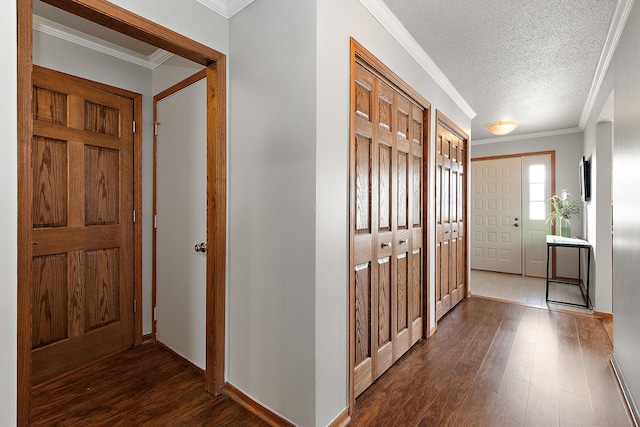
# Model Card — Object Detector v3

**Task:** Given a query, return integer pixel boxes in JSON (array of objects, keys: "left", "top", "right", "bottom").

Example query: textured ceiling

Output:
[{"left": 380, "top": 0, "right": 617, "bottom": 140}]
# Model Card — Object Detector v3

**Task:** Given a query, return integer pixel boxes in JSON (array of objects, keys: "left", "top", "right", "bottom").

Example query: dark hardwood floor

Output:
[
  {"left": 350, "top": 298, "right": 632, "bottom": 427},
  {"left": 31, "top": 298, "right": 631, "bottom": 426},
  {"left": 30, "top": 344, "right": 267, "bottom": 426}
]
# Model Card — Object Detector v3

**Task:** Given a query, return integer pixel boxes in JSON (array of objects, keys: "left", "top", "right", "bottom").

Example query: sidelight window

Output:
[{"left": 528, "top": 164, "right": 546, "bottom": 220}]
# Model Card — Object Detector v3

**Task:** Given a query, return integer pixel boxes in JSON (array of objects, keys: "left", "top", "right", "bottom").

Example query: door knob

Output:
[
  {"left": 381, "top": 242, "right": 391, "bottom": 248},
  {"left": 194, "top": 242, "right": 207, "bottom": 252},
  {"left": 399, "top": 239, "right": 408, "bottom": 244},
  {"left": 514, "top": 223, "right": 519, "bottom": 227}
]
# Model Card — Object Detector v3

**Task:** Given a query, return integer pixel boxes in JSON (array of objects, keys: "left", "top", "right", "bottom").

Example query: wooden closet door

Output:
[
  {"left": 351, "top": 62, "right": 425, "bottom": 397},
  {"left": 435, "top": 113, "right": 467, "bottom": 321},
  {"left": 30, "top": 66, "right": 135, "bottom": 385}
]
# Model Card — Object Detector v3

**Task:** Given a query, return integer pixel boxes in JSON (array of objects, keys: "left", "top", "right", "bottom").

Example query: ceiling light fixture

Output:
[{"left": 486, "top": 121, "right": 518, "bottom": 135}]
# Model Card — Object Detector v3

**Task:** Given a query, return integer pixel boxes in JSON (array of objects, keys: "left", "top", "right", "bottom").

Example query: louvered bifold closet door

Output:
[{"left": 351, "top": 62, "right": 425, "bottom": 398}]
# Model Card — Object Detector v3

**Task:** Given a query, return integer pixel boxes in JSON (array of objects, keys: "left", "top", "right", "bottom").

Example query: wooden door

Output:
[
  {"left": 471, "top": 157, "right": 523, "bottom": 274},
  {"left": 435, "top": 113, "right": 468, "bottom": 321},
  {"left": 31, "top": 66, "right": 135, "bottom": 385},
  {"left": 155, "top": 74, "right": 207, "bottom": 368},
  {"left": 351, "top": 60, "right": 426, "bottom": 398}
]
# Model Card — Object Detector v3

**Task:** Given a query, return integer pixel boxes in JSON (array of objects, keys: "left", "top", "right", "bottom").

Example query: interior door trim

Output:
[
  {"left": 348, "top": 37, "right": 431, "bottom": 413},
  {"left": 17, "top": 1, "right": 227, "bottom": 424}
]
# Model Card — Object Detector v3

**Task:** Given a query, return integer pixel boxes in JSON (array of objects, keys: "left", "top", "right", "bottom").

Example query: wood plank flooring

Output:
[
  {"left": 350, "top": 298, "right": 631, "bottom": 427},
  {"left": 30, "top": 344, "right": 267, "bottom": 426},
  {"left": 31, "top": 298, "right": 630, "bottom": 426}
]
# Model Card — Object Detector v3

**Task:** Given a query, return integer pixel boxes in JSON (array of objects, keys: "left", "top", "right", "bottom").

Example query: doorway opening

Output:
[
  {"left": 471, "top": 152, "right": 554, "bottom": 277},
  {"left": 17, "top": 0, "right": 227, "bottom": 423},
  {"left": 469, "top": 151, "right": 590, "bottom": 313}
]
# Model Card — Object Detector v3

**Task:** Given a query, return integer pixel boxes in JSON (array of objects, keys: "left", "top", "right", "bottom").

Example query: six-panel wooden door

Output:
[
  {"left": 31, "top": 66, "right": 135, "bottom": 385},
  {"left": 435, "top": 112, "right": 468, "bottom": 321},
  {"left": 351, "top": 60, "right": 427, "bottom": 398}
]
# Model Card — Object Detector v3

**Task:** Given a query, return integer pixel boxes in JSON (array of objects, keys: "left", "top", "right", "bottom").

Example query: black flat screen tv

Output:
[{"left": 579, "top": 156, "right": 591, "bottom": 202}]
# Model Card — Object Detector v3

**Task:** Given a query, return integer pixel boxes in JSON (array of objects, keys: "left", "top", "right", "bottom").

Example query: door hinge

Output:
[
  {"left": 154, "top": 214, "right": 157, "bottom": 229},
  {"left": 133, "top": 210, "right": 136, "bottom": 223},
  {"left": 153, "top": 307, "right": 157, "bottom": 322},
  {"left": 132, "top": 120, "right": 137, "bottom": 133},
  {"left": 154, "top": 122, "right": 160, "bottom": 136},
  {"left": 133, "top": 299, "right": 137, "bottom": 313}
]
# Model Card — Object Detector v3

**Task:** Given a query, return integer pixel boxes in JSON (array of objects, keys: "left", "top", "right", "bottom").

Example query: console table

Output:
[{"left": 545, "top": 235, "right": 591, "bottom": 308}]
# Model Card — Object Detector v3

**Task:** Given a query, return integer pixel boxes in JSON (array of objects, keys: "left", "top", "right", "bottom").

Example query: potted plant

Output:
[{"left": 546, "top": 189, "right": 580, "bottom": 237}]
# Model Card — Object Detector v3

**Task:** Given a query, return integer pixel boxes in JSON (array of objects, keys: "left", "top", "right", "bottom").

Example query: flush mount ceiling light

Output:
[{"left": 486, "top": 121, "right": 518, "bottom": 135}]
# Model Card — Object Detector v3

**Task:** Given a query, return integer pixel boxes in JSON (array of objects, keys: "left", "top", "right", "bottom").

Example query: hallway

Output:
[
  {"left": 31, "top": 298, "right": 630, "bottom": 426},
  {"left": 350, "top": 298, "right": 630, "bottom": 426}
]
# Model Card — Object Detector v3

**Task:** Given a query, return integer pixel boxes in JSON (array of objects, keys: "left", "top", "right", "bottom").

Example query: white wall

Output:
[
  {"left": 316, "top": 0, "right": 471, "bottom": 425},
  {"left": 0, "top": 0, "right": 17, "bottom": 422},
  {"left": 106, "top": 0, "right": 229, "bottom": 55},
  {"left": 471, "top": 133, "right": 584, "bottom": 279},
  {"left": 228, "top": 1, "right": 317, "bottom": 425},
  {"left": 582, "top": 65, "right": 615, "bottom": 313},
  {"left": 611, "top": 0, "right": 640, "bottom": 416}
]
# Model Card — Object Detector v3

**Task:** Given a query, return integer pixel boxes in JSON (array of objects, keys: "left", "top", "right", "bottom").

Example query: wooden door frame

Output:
[
  {"left": 17, "top": 0, "right": 227, "bottom": 424},
  {"left": 471, "top": 150, "right": 557, "bottom": 277},
  {"left": 435, "top": 110, "right": 470, "bottom": 323},
  {"left": 348, "top": 38, "right": 431, "bottom": 412}
]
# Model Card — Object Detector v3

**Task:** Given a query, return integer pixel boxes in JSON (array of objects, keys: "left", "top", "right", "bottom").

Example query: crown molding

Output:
[
  {"left": 579, "top": 0, "right": 635, "bottom": 129},
  {"left": 358, "top": 0, "right": 476, "bottom": 120},
  {"left": 33, "top": 15, "right": 173, "bottom": 70},
  {"left": 227, "top": 0, "right": 256, "bottom": 17},
  {"left": 194, "top": 0, "right": 255, "bottom": 18},
  {"left": 472, "top": 127, "right": 582, "bottom": 146},
  {"left": 147, "top": 50, "right": 174, "bottom": 69}
]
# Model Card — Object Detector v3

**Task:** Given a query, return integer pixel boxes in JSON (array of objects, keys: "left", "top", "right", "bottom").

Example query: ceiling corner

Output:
[
  {"left": 194, "top": 0, "right": 255, "bottom": 19},
  {"left": 226, "top": 0, "right": 256, "bottom": 18},
  {"left": 194, "top": 0, "right": 228, "bottom": 17},
  {"left": 358, "top": 0, "right": 476, "bottom": 120}
]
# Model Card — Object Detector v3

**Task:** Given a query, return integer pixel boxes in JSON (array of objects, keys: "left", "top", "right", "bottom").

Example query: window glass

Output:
[
  {"left": 529, "top": 164, "right": 545, "bottom": 183},
  {"left": 529, "top": 201, "right": 546, "bottom": 220},
  {"left": 530, "top": 183, "right": 545, "bottom": 201},
  {"left": 529, "top": 164, "right": 546, "bottom": 220}
]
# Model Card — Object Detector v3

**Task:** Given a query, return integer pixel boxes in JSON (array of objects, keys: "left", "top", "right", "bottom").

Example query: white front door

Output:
[
  {"left": 155, "top": 77, "right": 207, "bottom": 369},
  {"left": 471, "top": 158, "right": 523, "bottom": 274}
]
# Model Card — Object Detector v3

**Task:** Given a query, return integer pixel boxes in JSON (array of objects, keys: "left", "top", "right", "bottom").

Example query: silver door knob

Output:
[{"left": 194, "top": 242, "right": 207, "bottom": 252}]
